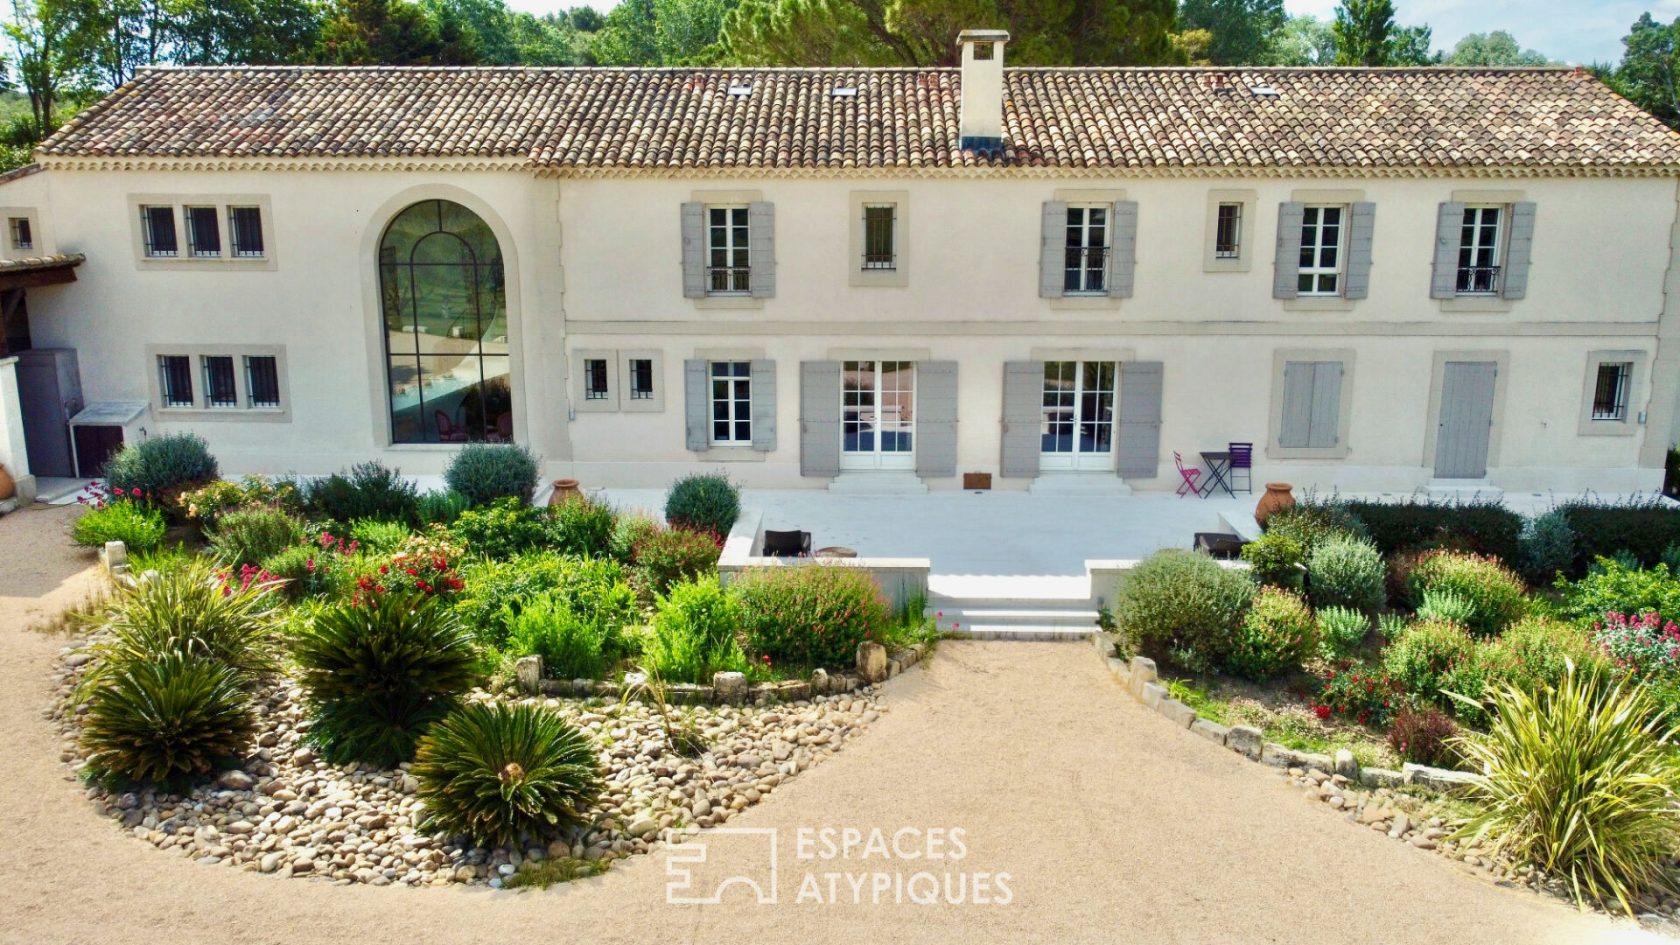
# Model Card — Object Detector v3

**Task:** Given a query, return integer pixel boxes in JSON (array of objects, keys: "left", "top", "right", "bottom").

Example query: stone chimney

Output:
[{"left": 957, "top": 29, "right": 1009, "bottom": 151}]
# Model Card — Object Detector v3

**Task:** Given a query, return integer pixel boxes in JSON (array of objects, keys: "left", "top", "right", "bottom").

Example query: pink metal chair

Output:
[{"left": 1173, "top": 451, "right": 1202, "bottom": 498}]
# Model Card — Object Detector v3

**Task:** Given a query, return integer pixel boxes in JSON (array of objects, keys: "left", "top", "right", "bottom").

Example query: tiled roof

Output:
[
  {"left": 36, "top": 65, "right": 1680, "bottom": 175},
  {"left": 0, "top": 252, "right": 83, "bottom": 273}
]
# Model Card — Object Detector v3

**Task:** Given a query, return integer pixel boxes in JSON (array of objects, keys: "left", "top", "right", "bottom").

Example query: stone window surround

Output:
[
  {"left": 571, "top": 347, "right": 664, "bottom": 414},
  {"left": 1203, "top": 188, "right": 1255, "bottom": 273},
  {"left": 1578, "top": 348, "right": 1647, "bottom": 438},
  {"left": 143, "top": 343, "right": 291, "bottom": 422},
  {"left": 128, "top": 194, "right": 277, "bottom": 271},
  {"left": 691, "top": 345, "right": 766, "bottom": 462},
  {"left": 0, "top": 206, "right": 42, "bottom": 260},
  {"left": 1420, "top": 348, "right": 1510, "bottom": 474},
  {"left": 692, "top": 189, "right": 764, "bottom": 310},
  {"left": 848, "top": 190, "right": 909, "bottom": 287},
  {"left": 1266, "top": 347, "right": 1356, "bottom": 460},
  {"left": 1049, "top": 188, "right": 1127, "bottom": 310}
]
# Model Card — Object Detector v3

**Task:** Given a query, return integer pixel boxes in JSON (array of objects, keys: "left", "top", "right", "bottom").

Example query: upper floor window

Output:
[
  {"left": 132, "top": 196, "right": 273, "bottom": 266},
  {"left": 141, "top": 206, "right": 178, "bottom": 257},
  {"left": 186, "top": 206, "right": 221, "bottom": 257},
  {"left": 1457, "top": 206, "right": 1502, "bottom": 295},
  {"left": 862, "top": 203, "right": 896, "bottom": 270},
  {"left": 707, "top": 205, "right": 750, "bottom": 294},
  {"left": 1064, "top": 204, "right": 1109, "bottom": 294},
  {"left": 9, "top": 216, "right": 31, "bottom": 251},
  {"left": 1214, "top": 203, "right": 1242, "bottom": 258},
  {"left": 1298, "top": 205, "right": 1344, "bottom": 296},
  {"left": 229, "top": 206, "right": 265, "bottom": 257},
  {"left": 710, "top": 360, "right": 752, "bottom": 444},
  {"left": 1592, "top": 361, "right": 1632, "bottom": 422}
]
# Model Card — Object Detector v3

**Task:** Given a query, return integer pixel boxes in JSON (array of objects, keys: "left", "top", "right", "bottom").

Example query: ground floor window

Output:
[
  {"left": 710, "top": 360, "right": 752, "bottom": 444},
  {"left": 1041, "top": 360, "right": 1116, "bottom": 470},
  {"left": 1592, "top": 361, "right": 1632, "bottom": 422},
  {"left": 152, "top": 348, "right": 286, "bottom": 414},
  {"left": 842, "top": 360, "right": 914, "bottom": 469}
]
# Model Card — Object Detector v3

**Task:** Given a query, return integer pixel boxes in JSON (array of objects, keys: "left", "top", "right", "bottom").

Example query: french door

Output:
[
  {"left": 1041, "top": 360, "right": 1117, "bottom": 471},
  {"left": 842, "top": 360, "right": 915, "bottom": 469}
]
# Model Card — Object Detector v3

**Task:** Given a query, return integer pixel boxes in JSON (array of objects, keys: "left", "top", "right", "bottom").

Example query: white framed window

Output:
[
  {"left": 1591, "top": 361, "right": 1632, "bottom": 422},
  {"left": 1457, "top": 205, "right": 1502, "bottom": 295},
  {"left": 140, "top": 205, "right": 179, "bottom": 257},
  {"left": 1063, "top": 204, "right": 1109, "bottom": 294},
  {"left": 862, "top": 203, "right": 896, "bottom": 270},
  {"left": 706, "top": 205, "right": 750, "bottom": 294},
  {"left": 229, "top": 206, "right": 265, "bottom": 257},
  {"left": 1297, "top": 205, "right": 1344, "bottom": 296},
  {"left": 1214, "top": 203, "right": 1242, "bottom": 258},
  {"left": 185, "top": 206, "right": 221, "bottom": 257},
  {"left": 710, "top": 360, "right": 752, "bottom": 444},
  {"left": 158, "top": 354, "right": 193, "bottom": 406},
  {"left": 148, "top": 345, "right": 289, "bottom": 419},
  {"left": 8, "top": 216, "right": 32, "bottom": 251}
]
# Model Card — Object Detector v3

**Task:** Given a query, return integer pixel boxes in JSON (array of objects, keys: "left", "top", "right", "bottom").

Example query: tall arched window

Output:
[{"left": 378, "top": 199, "right": 512, "bottom": 444}]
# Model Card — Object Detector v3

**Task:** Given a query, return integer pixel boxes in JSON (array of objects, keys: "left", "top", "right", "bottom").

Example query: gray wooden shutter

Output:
[
  {"left": 1272, "top": 202, "right": 1304, "bottom": 299},
  {"left": 1307, "top": 362, "right": 1343, "bottom": 448},
  {"left": 1116, "top": 361, "right": 1163, "bottom": 479},
  {"left": 1501, "top": 201, "right": 1536, "bottom": 300},
  {"left": 914, "top": 361, "right": 958, "bottom": 478},
  {"left": 798, "top": 360, "right": 841, "bottom": 477},
  {"left": 750, "top": 359, "right": 776, "bottom": 452},
  {"left": 1107, "top": 200, "right": 1138, "bottom": 299},
  {"left": 1039, "top": 201, "right": 1067, "bottom": 299},
  {"left": 1343, "top": 202, "right": 1375, "bottom": 299},
  {"left": 1278, "top": 361, "right": 1313, "bottom": 449},
  {"left": 1430, "top": 201, "right": 1465, "bottom": 300},
  {"left": 681, "top": 202, "right": 706, "bottom": 299},
  {"left": 748, "top": 201, "right": 775, "bottom": 299},
  {"left": 1000, "top": 361, "right": 1043, "bottom": 478},
  {"left": 683, "top": 359, "right": 709, "bottom": 450}
]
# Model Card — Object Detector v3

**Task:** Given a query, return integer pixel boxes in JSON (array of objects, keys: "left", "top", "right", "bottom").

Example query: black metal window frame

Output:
[
  {"left": 158, "top": 354, "right": 194, "bottom": 407},
  {"left": 1456, "top": 205, "right": 1503, "bottom": 296},
  {"left": 1592, "top": 361, "right": 1632, "bottom": 422},
  {"left": 141, "top": 206, "right": 179, "bottom": 257},
  {"left": 862, "top": 203, "right": 896, "bottom": 270},
  {"left": 229, "top": 206, "right": 265, "bottom": 257},
  {"left": 201, "top": 355, "right": 238, "bottom": 408},
  {"left": 185, "top": 205, "right": 222, "bottom": 258},
  {"left": 1214, "top": 202, "right": 1242, "bottom": 258},
  {"left": 245, "top": 355, "right": 281, "bottom": 408},
  {"left": 706, "top": 205, "right": 751, "bottom": 294},
  {"left": 9, "top": 216, "right": 31, "bottom": 251},
  {"left": 629, "top": 357, "right": 655, "bottom": 400},
  {"left": 584, "top": 358, "right": 610, "bottom": 400},
  {"left": 1063, "top": 204, "right": 1110, "bottom": 294}
]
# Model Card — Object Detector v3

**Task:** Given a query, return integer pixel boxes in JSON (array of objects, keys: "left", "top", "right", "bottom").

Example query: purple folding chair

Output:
[
  {"left": 1228, "top": 442, "right": 1253, "bottom": 494},
  {"left": 1173, "top": 451, "right": 1202, "bottom": 498}
]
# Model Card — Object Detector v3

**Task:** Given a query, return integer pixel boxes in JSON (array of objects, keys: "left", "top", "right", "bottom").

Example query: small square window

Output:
[
  {"left": 202, "top": 355, "right": 237, "bottom": 407},
  {"left": 862, "top": 204, "right": 896, "bottom": 271},
  {"left": 158, "top": 354, "right": 193, "bottom": 407},
  {"left": 141, "top": 206, "right": 178, "bottom": 257},
  {"left": 629, "top": 358, "right": 655, "bottom": 400},
  {"left": 1214, "top": 203, "right": 1241, "bottom": 258},
  {"left": 9, "top": 217, "right": 32, "bottom": 251},
  {"left": 245, "top": 355, "right": 281, "bottom": 408},
  {"left": 186, "top": 206, "right": 221, "bottom": 257},
  {"left": 229, "top": 206, "right": 264, "bottom": 257},
  {"left": 1592, "top": 362, "right": 1632, "bottom": 422},
  {"left": 583, "top": 358, "right": 610, "bottom": 400}
]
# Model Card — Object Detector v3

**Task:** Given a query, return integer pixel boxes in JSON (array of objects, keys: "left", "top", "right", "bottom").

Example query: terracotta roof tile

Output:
[{"left": 36, "top": 65, "right": 1680, "bottom": 173}]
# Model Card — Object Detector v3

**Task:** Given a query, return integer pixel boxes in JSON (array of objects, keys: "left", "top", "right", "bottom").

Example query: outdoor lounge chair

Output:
[{"left": 762, "top": 530, "right": 812, "bottom": 557}]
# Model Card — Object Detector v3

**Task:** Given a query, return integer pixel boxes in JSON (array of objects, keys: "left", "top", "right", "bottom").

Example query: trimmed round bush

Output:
[
  {"left": 1225, "top": 587, "right": 1316, "bottom": 681},
  {"left": 292, "top": 594, "right": 480, "bottom": 766},
  {"left": 1113, "top": 550, "right": 1254, "bottom": 673},
  {"left": 1240, "top": 531, "right": 1304, "bottom": 591},
  {"left": 414, "top": 702, "right": 603, "bottom": 848},
  {"left": 1314, "top": 605, "right": 1369, "bottom": 662},
  {"left": 102, "top": 433, "right": 219, "bottom": 501},
  {"left": 444, "top": 444, "right": 540, "bottom": 507},
  {"left": 71, "top": 500, "right": 166, "bottom": 552},
  {"left": 732, "top": 564, "right": 890, "bottom": 669},
  {"left": 80, "top": 651, "right": 257, "bottom": 790},
  {"left": 1305, "top": 535, "right": 1385, "bottom": 614},
  {"left": 1387, "top": 706, "right": 1458, "bottom": 767},
  {"left": 1406, "top": 550, "right": 1526, "bottom": 637},
  {"left": 1381, "top": 617, "right": 1476, "bottom": 710},
  {"left": 1518, "top": 509, "right": 1576, "bottom": 584},
  {"left": 646, "top": 576, "right": 748, "bottom": 683},
  {"left": 664, "top": 473, "right": 740, "bottom": 537},
  {"left": 305, "top": 461, "right": 418, "bottom": 525},
  {"left": 207, "top": 506, "right": 305, "bottom": 568}
]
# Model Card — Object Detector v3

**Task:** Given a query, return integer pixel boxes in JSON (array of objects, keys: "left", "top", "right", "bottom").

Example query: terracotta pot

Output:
[
  {"left": 547, "top": 478, "right": 582, "bottom": 507},
  {"left": 1254, "top": 482, "right": 1295, "bottom": 528},
  {"left": 0, "top": 463, "right": 13, "bottom": 502}
]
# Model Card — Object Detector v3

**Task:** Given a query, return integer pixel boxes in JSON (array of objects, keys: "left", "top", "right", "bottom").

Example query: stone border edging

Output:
[{"left": 1090, "top": 632, "right": 1476, "bottom": 793}]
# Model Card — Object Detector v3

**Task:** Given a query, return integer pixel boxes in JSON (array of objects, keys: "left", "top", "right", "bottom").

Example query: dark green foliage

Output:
[
  {"left": 444, "top": 443, "right": 540, "bottom": 507},
  {"left": 291, "top": 594, "right": 480, "bottom": 766},
  {"left": 418, "top": 489, "right": 473, "bottom": 525},
  {"left": 450, "top": 498, "right": 548, "bottom": 559},
  {"left": 1113, "top": 550, "right": 1254, "bottom": 673},
  {"left": 208, "top": 506, "right": 306, "bottom": 567},
  {"left": 1518, "top": 509, "right": 1577, "bottom": 584},
  {"left": 1240, "top": 531, "right": 1304, "bottom": 591},
  {"left": 81, "top": 652, "right": 257, "bottom": 791},
  {"left": 1179, "top": 0, "right": 1285, "bottom": 64},
  {"left": 1264, "top": 500, "right": 1369, "bottom": 552},
  {"left": 414, "top": 702, "right": 602, "bottom": 848},
  {"left": 71, "top": 501, "right": 167, "bottom": 552},
  {"left": 1340, "top": 498, "right": 1523, "bottom": 563},
  {"left": 1666, "top": 446, "right": 1680, "bottom": 499},
  {"left": 1559, "top": 498, "right": 1680, "bottom": 575},
  {"left": 85, "top": 558, "right": 282, "bottom": 688},
  {"left": 732, "top": 564, "right": 890, "bottom": 669},
  {"left": 1305, "top": 535, "right": 1385, "bottom": 614},
  {"left": 1387, "top": 707, "right": 1457, "bottom": 767},
  {"left": 546, "top": 497, "right": 616, "bottom": 557},
  {"left": 631, "top": 526, "right": 722, "bottom": 598},
  {"left": 502, "top": 593, "right": 615, "bottom": 679},
  {"left": 102, "top": 433, "right": 219, "bottom": 501},
  {"left": 305, "top": 461, "right": 419, "bottom": 525},
  {"left": 663, "top": 473, "right": 739, "bottom": 536}
]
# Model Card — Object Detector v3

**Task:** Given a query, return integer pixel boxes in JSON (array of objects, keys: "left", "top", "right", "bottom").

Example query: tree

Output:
[
  {"left": 507, "top": 12, "right": 577, "bottom": 65},
  {"left": 166, "top": 0, "right": 321, "bottom": 65},
  {"left": 316, "top": 0, "right": 455, "bottom": 64},
  {"left": 6, "top": 0, "right": 87, "bottom": 137},
  {"left": 1615, "top": 13, "right": 1680, "bottom": 127},
  {"left": 1177, "top": 0, "right": 1283, "bottom": 66},
  {"left": 1446, "top": 30, "right": 1552, "bottom": 67},
  {"left": 1331, "top": 0, "right": 1393, "bottom": 66},
  {"left": 1264, "top": 13, "right": 1333, "bottom": 65},
  {"left": 1389, "top": 23, "right": 1436, "bottom": 65},
  {"left": 566, "top": 5, "right": 603, "bottom": 33},
  {"left": 1169, "top": 26, "right": 1209, "bottom": 65}
]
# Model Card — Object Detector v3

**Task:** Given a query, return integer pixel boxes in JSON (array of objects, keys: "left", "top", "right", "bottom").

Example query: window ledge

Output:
[
  {"left": 1280, "top": 297, "right": 1356, "bottom": 313},
  {"left": 1049, "top": 296, "right": 1121, "bottom": 311},
  {"left": 695, "top": 446, "right": 767, "bottom": 462},
  {"left": 849, "top": 269, "right": 909, "bottom": 288},
  {"left": 154, "top": 406, "right": 291, "bottom": 423},
  {"left": 1578, "top": 421, "right": 1637, "bottom": 438},
  {"left": 137, "top": 256, "right": 277, "bottom": 272},
  {"left": 1438, "top": 297, "right": 1515, "bottom": 314},
  {"left": 694, "top": 296, "right": 765, "bottom": 310},
  {"left": 1203, "top": 257, "right": 1250, "bottom": 273}
]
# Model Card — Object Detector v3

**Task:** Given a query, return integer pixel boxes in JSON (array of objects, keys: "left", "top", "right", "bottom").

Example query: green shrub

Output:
[
  {"left": 610, "top": 512, "right": 663, "bottom": 564},
  {"left": 546, "top": 497, "right": 615, "bottom": 557},
  {"left": 450, "top": 498, "right": 548, "bottom": 559},
  {"left": 646, "top": 576, "right": 748, "bottom": 683},
  {"left": 291, "top": 594, "right": 480, "bottom": 766},
  {"left": 177, "top": 475, "right": 305, "bottom": 529},
  {"left": 1382, "top": 618, "right": 1476, "bottom": 711},
  {"left": 1559, "top": 498, "right": 1680, "bottom": 575},
  {"left": 1224, "top": 587, "right": 1316, "bottom": 681},
  {"left": 83, "top": 559, "right": 282, "bottom": 689},
  {"left": 348, "top": 518, "right": 412, "bottom": 553},
  {"left": 1557, "top": 558, "right": 1680, "bottom": 627},
  {"left": 632, "top": 526, "right": 722, "bottom": 598},
  {"left": 664, "top": 473, "right": 740, "bottom": 536},
  {"left": 207, "top": 506, "right": 305, "bottom": 568},
  {"left": 1315, "top": 605, "right": 1369, "bottom": 662},
  {"left": 1342, "top": 498, "right": 1523, "bottom": 562},
  {"left": 502, "top": 593, "right": 614, "bottom": 679},
  {"left": 1452, "top": 664, "right": 1680, "bottom": 914},
  {"left": 1311, "top": 660, "right": 1401, "bottom": 728},
  {"left": 1305, "top": 535, "right": 1385, "bottom": 614},
  {"left": 1518, "top": 509, "right": 1577, "bottom": 584},
  {"left": 732, "top": 564, "right": 890, "bottom": 669},
  {"left": 305, "top": 461, "right": 418, "bottom": 525},
  {"left": 71, "top": 501, "right": 166, "bottom": 552},
  {"left": 1265, "top": 500, "right": 1369, "bottom": 552},
  {"left": 1416, "top": 587, "right": 1478, "bottom": 626},
  {"left": 80, "top": 652, "right": 257, "bottom": 790},
  {"left": 1405, "top": 550, "right": 1526, "bottom": 637},
  {"left": 1240, "top": 532, "right": 1304, "bottom": 591},
  {"left": 453, "top": 554, "right": 637, "bottom": 649},
  {"left": 1387, "top": 707, "right": 1458, "bottom": 767},
  {"left": 102, "top": 433, "right": 219, "bottom": 502},
  {"left": 1479, "top": 617, "right": 1605, "bottom": 696},
  {"left": 414, "top": 702, "right": 602, "bottom": 848},
  {"left": 444, "top": 444, "right": 539, "bottom": 507},
  {"left": 417, "top": 490, "right": 472, "bottom": 526},
  {"left": 1113, "top": 550, "right": 1254, "bottom": 673},
  {"left": 261, "top": 544, "right": 332, "bottom": 599}
]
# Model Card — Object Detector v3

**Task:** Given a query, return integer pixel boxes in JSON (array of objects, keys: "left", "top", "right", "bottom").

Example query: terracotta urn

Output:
[
  {"left": 1254, "top": 482, "right": 1295, "bottom": 528},
  {"left": 547, "top": 478, "right": 582, "bottom": 506},
  {"left": 0, "top": 463, "right": 13, "bottom": 502}
]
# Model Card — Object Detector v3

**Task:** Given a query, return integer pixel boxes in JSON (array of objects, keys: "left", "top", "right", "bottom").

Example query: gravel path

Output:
[{"left": 0, "top": 504, "right": 1657, "bottom": 944}]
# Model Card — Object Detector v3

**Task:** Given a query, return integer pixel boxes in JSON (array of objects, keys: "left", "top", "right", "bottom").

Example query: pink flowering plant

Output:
[
  {"left": 1310, "top": 660, "right": 1401, "bottom": 728},
  {"left": 351, "top": 529, "right": 465, "bottom": 606},
  {"left": 1592, "top": 611, "right": 1680, "bottom": 679}
]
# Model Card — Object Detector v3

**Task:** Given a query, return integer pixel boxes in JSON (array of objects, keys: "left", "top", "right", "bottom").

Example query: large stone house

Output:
[{"left": 2, "top": 30, "right": 1678, "bottom": 501}]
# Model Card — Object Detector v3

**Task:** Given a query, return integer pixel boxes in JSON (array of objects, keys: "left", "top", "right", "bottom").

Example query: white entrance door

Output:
[
  {"left": 1041, "top": 360, "right": 1117, "bottom": 471},
  {"left": 841, "top": 360, "right": 915, "bottom": 470}
]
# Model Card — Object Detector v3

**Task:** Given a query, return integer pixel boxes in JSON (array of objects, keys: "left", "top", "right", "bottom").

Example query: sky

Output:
[{"left": 503, "top": 0, "right": 1680, "bottom": 66}]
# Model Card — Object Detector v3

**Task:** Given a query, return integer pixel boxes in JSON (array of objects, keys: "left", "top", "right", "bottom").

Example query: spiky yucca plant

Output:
[
  {"left": 413, "top": 702, "right": 602, "bottom": 848},
  {"left": 291, "top": 593, "right": 479, "bottom": 767},
  {"left": 81, "top": 651, "right": 257, "bottom": 791},
  {"left": 80, "top": 558, "right": 282, "bottom": 697},
  {"left": 1451, "top": 662, "right": 1680, "bottom": 914}
]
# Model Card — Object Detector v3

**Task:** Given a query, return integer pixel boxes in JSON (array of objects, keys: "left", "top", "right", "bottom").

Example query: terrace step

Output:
[
  {"left": 1425, "top": 479, "right": 1504, "bottom": 502},
  {"left": 826, "top": 472, "right": 929, "bottom": 495},
  {"left": 943, "top": 624, "right": 1097, "bottom": 642},
  {"left": 929, "top": 607, "right": 1101, "bottom": 630}
]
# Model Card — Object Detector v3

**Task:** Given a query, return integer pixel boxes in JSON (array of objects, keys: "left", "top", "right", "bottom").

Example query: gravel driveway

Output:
[{"left": 0, "top": 504, "right": 1656, "bottom": 945}]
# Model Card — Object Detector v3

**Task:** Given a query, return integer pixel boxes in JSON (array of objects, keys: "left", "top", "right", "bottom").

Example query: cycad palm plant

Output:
[
  {"left": 81, "top": 651, "right": 257, "bottom": 791},
  {"left": 1451, "top": 661, "right": 1680, "bottom": 914}
]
